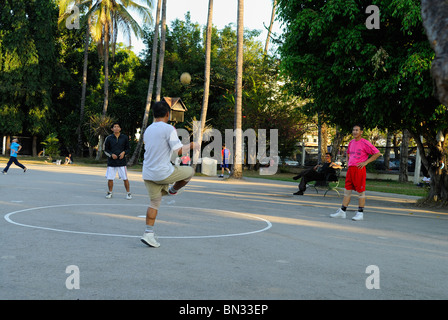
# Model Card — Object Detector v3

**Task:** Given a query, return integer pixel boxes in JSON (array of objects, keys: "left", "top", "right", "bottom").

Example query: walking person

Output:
[
  {"left": 141, "top": 101, "right": 196, "bottom": 248},
  {"left": 2, "top": 138, "right": 27, "bottom": 174},
  {"left": 330, "top": 124, "right": 381, "bottom": 221},
  {"left": 219, "top": 144, "right": 231, "bottom": 177},
  {"left": 104, "top": 122, "right": 132, "bottom": 199}
]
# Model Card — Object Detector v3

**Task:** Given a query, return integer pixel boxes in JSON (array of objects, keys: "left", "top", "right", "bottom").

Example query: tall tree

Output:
[
  {"left": 155, "top": 0, "right": 167, "bottom": 102},
  {"left": 277, "top": 0, "right": 448, "bottom": 204},
  {"left": 232, "top": 0, "right": 244, "bottom": 179},
  {"left": 421, "top": 0, "right": 448, "bottom": 107},
  {"left": 192, "top": 0, "right": 213, "bottom": 170},
  {"left": 58, "top": 0, "right": 92, "bottom": 156},
  {"left": 0, "top": 0, "right": 58, "bottom": 151},
  {"left": 86, "top": 0, "right": 152, "bottom": 159},
  {"left": 264, "top": 0, "right": 277, "bottom": 55},
  {"left": 128, "top": 0, "right": 161, "bottom": 166}
]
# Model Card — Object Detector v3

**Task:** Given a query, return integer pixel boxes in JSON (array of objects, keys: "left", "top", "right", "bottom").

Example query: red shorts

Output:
[{"left": 345, "top": 166, "right": 366, "bottom": 193}]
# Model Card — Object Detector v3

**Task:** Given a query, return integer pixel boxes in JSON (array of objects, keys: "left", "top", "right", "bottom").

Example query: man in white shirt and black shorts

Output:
[{"left": 141, "top": 101, "right": 197, "bottom": 248}]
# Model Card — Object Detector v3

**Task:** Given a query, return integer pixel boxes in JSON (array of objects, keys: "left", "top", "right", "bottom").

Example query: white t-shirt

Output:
[{"left": 142, "top": 121, "right": 183, "bottom": 181}]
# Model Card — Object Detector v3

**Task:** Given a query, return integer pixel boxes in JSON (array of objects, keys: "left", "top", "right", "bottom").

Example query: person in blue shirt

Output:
[{"left": 2, "top": 138, "right": 27, "bottom": 174}]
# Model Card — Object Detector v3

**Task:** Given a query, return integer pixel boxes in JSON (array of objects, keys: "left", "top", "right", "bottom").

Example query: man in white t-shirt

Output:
[{"left": 141, "top": 100, "right": 196, "bottom": 248}]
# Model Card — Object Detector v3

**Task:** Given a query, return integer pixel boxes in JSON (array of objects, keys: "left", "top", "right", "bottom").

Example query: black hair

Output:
[
  {"left": 110, "top": 122, "right": 121, "bottom": 129},
  {"left": 353, "top": 124, "right": 364, "bottom": 131},
  {"left": 153, "top": 100, "right": 170, "bottom": 118},
  {"left": 111, "top": 122, "right": 121, "bottom": 129}
]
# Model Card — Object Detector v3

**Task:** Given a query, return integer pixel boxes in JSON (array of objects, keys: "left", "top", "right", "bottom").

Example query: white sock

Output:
[
  {"left": 145, "top": 225, "right": 154, "bottom": 233},
  {"left": 169, "top": 186, "right": 178, "bottom": 194}
]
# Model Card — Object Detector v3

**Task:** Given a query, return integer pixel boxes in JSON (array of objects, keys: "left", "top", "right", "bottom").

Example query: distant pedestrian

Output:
[
  {"left": 2, "top": 138, "right": 27, "bottom": 174},
  {"left": 180, "top": 154, "right": 191, "bottom": 166},
  {"left": 330, "top": 124, "right": 381, "bottom": 221},
  {"left": 219, "top": 144, "right": 231, "bottom": 177}
]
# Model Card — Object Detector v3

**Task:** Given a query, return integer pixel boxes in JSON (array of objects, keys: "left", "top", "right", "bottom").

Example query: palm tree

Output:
[
  {"left": 128, "top": 0, "right": 162, "bottom": 166},
  {"left": 58, "top": 0, "right": 152, "bottom": 159},
  {"left": 86, "top": 0, "right": 152, "bottom": 159},
  {"left": 88, "top": 113, "right": 115, "bottom": 158},
  {"left": 88, "top": 0, "right": 152, "bottom": 116},
  {"left": 264, "top": 0, "right": 277, "bottom": 55},
  {"left": 155, "top": 0, "right": 167, "bottom": 102},
  {"left": 192, "top": 0, "right": 214, "bottom": 170},
  {"left": 232, "top": 0, "right": 244, "bottom": 179},
  {"left": 57, "top": 0, "right": 92, "bottom": 156}
]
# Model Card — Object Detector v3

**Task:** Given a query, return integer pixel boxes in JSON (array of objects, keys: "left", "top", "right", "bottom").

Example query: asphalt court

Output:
[{"left": 1, "top": 163, "right": 448, "bottom": 300}]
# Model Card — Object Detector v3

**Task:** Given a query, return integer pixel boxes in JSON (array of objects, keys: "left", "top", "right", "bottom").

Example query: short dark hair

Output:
[
  {"left": 353, "top": 124, "right": 364, "bottom": 131},
  {"left": 111, "top": 122, "right": 121, "bottom": 129},
  {"left": 325, "top": 152, "right": 332, "bottom": 158},
  {"left": 153, "top": 101, "right": 170, "bottom": 118}
]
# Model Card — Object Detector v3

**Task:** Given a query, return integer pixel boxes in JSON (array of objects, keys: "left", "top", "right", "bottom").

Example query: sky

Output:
[{"left": 123, "top": 0, "right": 283, "bottom": 55}]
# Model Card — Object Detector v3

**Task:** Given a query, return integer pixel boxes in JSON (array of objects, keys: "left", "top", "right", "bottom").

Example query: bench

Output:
[{"left": 306, "top": 168, "right": 342, "bottom": 196}]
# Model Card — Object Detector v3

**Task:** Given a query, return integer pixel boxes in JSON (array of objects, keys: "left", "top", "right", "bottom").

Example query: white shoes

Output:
[
  {"left": 330, "top": 209, "right": 364, "bottom": 221},
  {"left": 106, "top": 192, "right": 132, "bottom": 199},
  {"left": 141, "top": 232, "right": 160, "bottom": 248},
  {"left": 330, "top": 208, "right": 346, "bottom": 219},
  {"left": 352, "top": 211, "right": 364, "bottom": 221}
]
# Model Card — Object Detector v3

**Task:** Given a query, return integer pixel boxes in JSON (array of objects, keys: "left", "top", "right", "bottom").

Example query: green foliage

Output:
[
  {"left": 0, "top": 0, "right": 58, "bottom": 137},
  {"left": 1, "top": 4, "right": 309, "bottom": 161},
  {"left": 276, "top": 0, "right": 445, "bottom": 133},
  {"left": 41, "top": 133, "right": 60, "bottom": 160},
  {"left": 277, "top": 0, "right": 448, "bottom": 202},
  {"left": 137, "top": 12, "right": 307, "bottom": 158}
]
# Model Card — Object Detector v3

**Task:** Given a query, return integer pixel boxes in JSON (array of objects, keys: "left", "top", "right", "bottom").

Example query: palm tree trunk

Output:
[
  {"left": 128, "top": 0, "right": 162, "bottom": 166},
  {"left": 76, "top": 16, "right": 90, "bottom": 157},
  {"left": 192, "top": 0, "right": 213, "bottom": 171},
  {"left": 102, "top": 21, "right": 110, "bottom": 117},
  {"left": 97, "top": 21, "right": 110, "bottom": 161},
  {"left": 264, "top": 0, "right": 277, "bottom": 55},
  {"left": 155, "top": 0, "right": 167, "bottom": 102},
  {"left": 232, "top": 0, "right": 244, "bottom": 179}
]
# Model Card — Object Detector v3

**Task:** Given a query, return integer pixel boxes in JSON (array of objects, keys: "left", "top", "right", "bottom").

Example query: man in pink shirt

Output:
[{"left": 330, "top": 124, "right": 381, "bottom": 221}]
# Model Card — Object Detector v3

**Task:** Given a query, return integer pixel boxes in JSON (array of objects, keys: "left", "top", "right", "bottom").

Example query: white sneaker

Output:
[
  {"left": 352, "top": 212, "right": 364, "bottom": 221},
  {"left": 141, "top": 232, "right": 160, "bottom": 248},
  {"left": 105, "top": 192, "right": 112, "bottom": 199},
  {"left": 126, "top": 193, "right": 132, "bottom": 200},
  {"left": 330, "top": 208, "right": 346, "bottom": 219}
]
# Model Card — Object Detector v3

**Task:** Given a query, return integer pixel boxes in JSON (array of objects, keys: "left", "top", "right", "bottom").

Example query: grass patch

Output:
[
  {"left": 1, "top": 156, "right": 428, "bottom": 197},
  {"left": 242, "top": 169, "right": 428, "bottom": 197}
]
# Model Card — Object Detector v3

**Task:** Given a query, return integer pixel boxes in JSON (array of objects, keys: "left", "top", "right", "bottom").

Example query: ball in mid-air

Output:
[{"left": 180, "top": 72, "right": 191, "bottom": 85}]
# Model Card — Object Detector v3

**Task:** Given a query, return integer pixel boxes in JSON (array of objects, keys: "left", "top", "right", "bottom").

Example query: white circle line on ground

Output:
[{"left": 3, "top": 204, "right": 272, "bottom": 239}]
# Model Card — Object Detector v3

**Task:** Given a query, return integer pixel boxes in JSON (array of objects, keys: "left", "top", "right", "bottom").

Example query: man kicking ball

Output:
[
  {"left": 141, "top": 100, "right": 196, "bottom": 248},
  {"left": 330, "top": 124, "right": 381, "bottom": 221}
]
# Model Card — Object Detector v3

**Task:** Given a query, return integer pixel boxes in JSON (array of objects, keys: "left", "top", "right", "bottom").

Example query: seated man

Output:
[{"left": 292, "top": 153, "right": 342, "bottom": 195}]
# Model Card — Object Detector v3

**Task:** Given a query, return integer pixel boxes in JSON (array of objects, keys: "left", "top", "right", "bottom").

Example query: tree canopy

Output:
[
  {"left": 276, "top": 0, "right": 448, "bottom": 203},
  {"left": 1, "top": 3, "right": 306, "bottom": 160}
]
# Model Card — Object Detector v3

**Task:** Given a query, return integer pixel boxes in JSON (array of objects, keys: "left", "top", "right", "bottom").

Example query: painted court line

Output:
[{"left": 4, "top": 203, "right": 272, "bottom": 239}]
